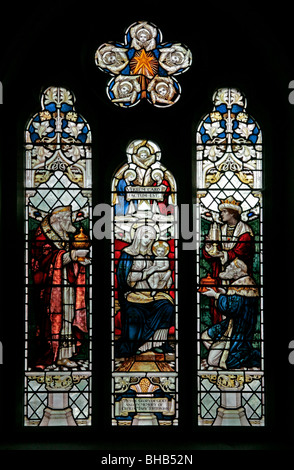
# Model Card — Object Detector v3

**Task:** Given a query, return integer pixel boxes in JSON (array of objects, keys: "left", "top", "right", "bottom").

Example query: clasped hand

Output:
[
  {"left": 201, "top": 287, "right": 226, "bottom": 298},
  {"left": 74, "top": 249, "right": 91, "bottom": 265}
]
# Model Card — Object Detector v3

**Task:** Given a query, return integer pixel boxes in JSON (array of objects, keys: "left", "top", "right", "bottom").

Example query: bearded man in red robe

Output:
[{"left": 31, "top": 206, "right": 90, "bottom": 370}]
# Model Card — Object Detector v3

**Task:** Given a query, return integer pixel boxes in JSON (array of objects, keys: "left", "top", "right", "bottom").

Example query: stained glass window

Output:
[
  {"left": 95, "top": 20, "right": 192, "bottom": 108},
  {"left": 111, "top": 139, "right": 178, "bottom": 425},
  {"left": 24, "top": 86, "right": 92, "bottom": 426},
  {"left": 196, "top": 88, "right": 264, "bottom": 426}
]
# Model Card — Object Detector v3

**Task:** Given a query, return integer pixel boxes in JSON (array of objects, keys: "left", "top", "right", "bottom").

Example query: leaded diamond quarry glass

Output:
[
  {"left": 196, "top": 88, "right": 264, "bottom": 426},
  {"left": 24, "top": 86, "right": 92, "bottom": 426},
  {"left": 111, "top": 139, "right": 178, "bottom": 425}
]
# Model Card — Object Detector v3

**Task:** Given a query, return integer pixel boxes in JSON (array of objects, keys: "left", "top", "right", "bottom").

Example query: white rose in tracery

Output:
[
  {"left": 112, "top": 76, "right": 141, "bottom": 104},
  {"left": 148, "top": 76, "right": 177, "bottom": 105},
  {"left": 129, "top": 22, "right": 158, "bottom": 50},
  {"left": 95, "top": 44, "right": 129, "bottom": 74},
  {"left": 159, "top": 44, "right": 192, "bottom": 74}
]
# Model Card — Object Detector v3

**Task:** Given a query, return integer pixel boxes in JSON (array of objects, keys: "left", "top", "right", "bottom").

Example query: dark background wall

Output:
[{"left": 1, "top": 3, "right": 294, "bottom": 454}]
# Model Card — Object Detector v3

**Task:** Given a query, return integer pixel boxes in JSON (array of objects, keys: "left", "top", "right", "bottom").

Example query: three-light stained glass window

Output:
[
  {"left": 111, "top": 139, "right": 178, "bottom": 425},
  {"left": 24, "top": 86, "right": 92, "bottom": 426},
  {"left": 23, "top": 82, "right": 265, "bottom": 430},
  {"left": 196, "top": 88, "right": 264, "bottom": 426}
]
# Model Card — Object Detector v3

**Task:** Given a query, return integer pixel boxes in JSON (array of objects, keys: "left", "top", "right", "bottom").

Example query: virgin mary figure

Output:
[{"left": 115, "top": 225, "right": 175, "bottom": 357}]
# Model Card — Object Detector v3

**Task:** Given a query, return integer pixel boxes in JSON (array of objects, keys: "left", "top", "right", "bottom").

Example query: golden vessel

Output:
[
  {"left": 72, "top": 227, "right": 90, "bottom": 261},
  {"left": 198, "top": 273, "right": 218, "bottom": 293}
]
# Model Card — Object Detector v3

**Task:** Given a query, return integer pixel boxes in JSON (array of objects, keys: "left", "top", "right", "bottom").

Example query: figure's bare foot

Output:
[{"left": 57, "top": 358, "right": 78, "bottom": 368}]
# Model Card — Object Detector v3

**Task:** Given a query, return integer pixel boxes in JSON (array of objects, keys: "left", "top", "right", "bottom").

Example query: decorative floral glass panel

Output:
[
  {"left": 196, "top": 88, "right": 264, "bottom": 426},
  {"left": 95, "top": 21, "right": 192, "bottom": 108},
  {"left": 24, "top": 86, "right": 92, "bottom": 426},
  {"left": 111, "top": 139, "right": 178, "bottom": 425}
]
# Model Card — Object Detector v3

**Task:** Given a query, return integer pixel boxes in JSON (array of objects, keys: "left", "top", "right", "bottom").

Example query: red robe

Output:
[
  {"left": 202, "top": 223, "right": 255, "bottom": 324},
  {"left": 31, "top": 216, "right": 87, "bottom": 369},
  {"left": 152, "top": 179, "right": 174, "bottom": 214}
]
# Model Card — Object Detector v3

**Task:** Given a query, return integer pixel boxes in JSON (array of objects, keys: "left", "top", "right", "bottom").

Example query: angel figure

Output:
[
  {"left": 129, "top": 21, "right": 158, "bottom": 51},
  {"left": 148, "top": 76, "right": 178, "bottom": 106},
  {"left": 159, "top": 44, "right": 192, "bottom": 74},
  {"left": 111, "top": 76, "right": 141, "bottom": 106},
  {"left": 95, "top": 43, "right": 129, "bottom": 74}
]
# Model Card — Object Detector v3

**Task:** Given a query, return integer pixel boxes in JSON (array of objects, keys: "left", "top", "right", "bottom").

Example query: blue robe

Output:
[
  {"left": 114, "top": 179, "right": 137, "bottom": 216},
  {"left": 115, "top": 252, "right": 174, "bottom": 357},
  {"left": 207, "top": 294, "right": 260, "bottom": 369}
]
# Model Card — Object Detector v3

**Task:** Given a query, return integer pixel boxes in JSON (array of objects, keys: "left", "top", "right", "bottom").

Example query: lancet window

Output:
[
  {"left": 196, "top": 88, "right": 264, "bottom": 426},
  {"left": 111, "top": 139, "right": 178, "bottom": 425},
  {"left": 24, "top": 86, "right": 92, "bottom": 426}
]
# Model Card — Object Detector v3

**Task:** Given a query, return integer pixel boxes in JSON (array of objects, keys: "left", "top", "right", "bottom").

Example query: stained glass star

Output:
[{"left": 131, "top": 49, "right": 157, "bottom": 77}]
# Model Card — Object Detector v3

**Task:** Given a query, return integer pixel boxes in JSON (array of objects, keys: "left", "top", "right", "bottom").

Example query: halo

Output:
[
  {"left": 118, "top": 80, "right": 133, "bottom": 92},
  {"left": 130, "top": 221, "right": 160, "bottom": 241},
  {"left": 152, "top": 240, "right": 170, "bottom": 256},
  {"left": 136, "top": 27, "right": 151, "bottom": 41},
  {"left": 126, "top": 139, "right": 161, "bottom": 158},
  {"left": 137, "top": 146, "right": 151, "bottom": 157},
  {"left": 151, "top": 168, "right": 164, "bottom": 180},
  {"left": 123, "top": 168, "right": 136, "bottom": 180}
]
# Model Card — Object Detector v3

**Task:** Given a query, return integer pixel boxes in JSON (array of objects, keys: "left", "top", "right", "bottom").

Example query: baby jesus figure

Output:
[{"left": 144, "top": 241, "right": 173, "bottom": 296}]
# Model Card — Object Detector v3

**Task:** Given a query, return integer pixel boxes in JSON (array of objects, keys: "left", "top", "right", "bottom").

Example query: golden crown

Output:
[
  {"left": 51, "top": 205, "right": 72, "bottom": 215},
  {"left": 221, "top": 197, "right": 240, "bottom": 206},
  {"left": 218, "top": 197, "right": 242, "bottom": 213}
]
